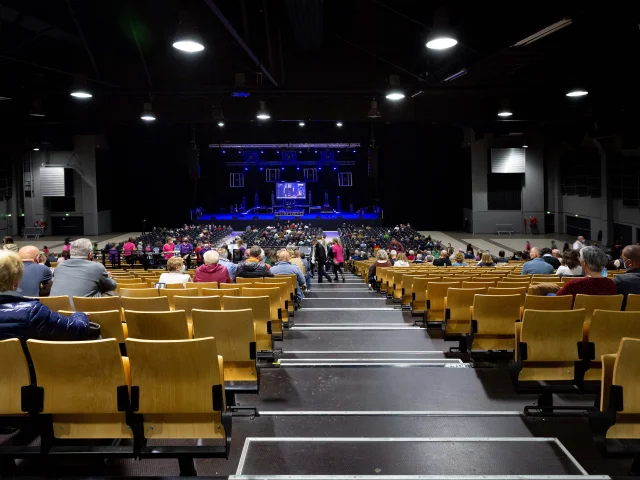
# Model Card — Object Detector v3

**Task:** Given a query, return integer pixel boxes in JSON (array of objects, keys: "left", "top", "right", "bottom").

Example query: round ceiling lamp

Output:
[
  {"left": 385, "top": 91, "right": 405, "bottom": 101},
  {"left": 497, "top": 110, "right": 513, "bottom": 117},
  {"left": 299, "top": 121, "right": 305, "bottom": 127},
  {"left": 172, "top": 13, "right": 205, "bottom": 53},
  {"left": 566, "top": 89, "right": 588, "bottom": 97},
  {"left": 256, "top": 101, "right": 271, "bottom": 120},
  {"left": 140, "top": 102, "right": 156, "bottom": 121},
  {"left": 426, "top": 36, "right": 458, "bottom": 50},
  {"left": 217, "top": 121, "right": 225, "bottom": 127},
  {"left": 70, "top": 74, "right": 92, "bottom": 99},
  {"left": 336, "top": 121, "right": 343, "bottom": 127}
]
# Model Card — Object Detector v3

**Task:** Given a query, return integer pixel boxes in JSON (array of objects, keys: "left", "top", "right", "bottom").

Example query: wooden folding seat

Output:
[
  {"left": 497, "top": 281, "right": 530, "bottom": 288},
  {"left": 125, "top": 310, "right": 191, "bottom": 340},
  {"left": 532, "top": 275, "right": 560, "bottom": 279},
  {"left": 118, "top": 278, "right": 147, "bottom": 284},
  {"left": 61, "top": 310, "right": 127, "bottom": 344},
  {"left": 411, "top": 277, "right": 441, "bottom": 316},
  {"left": 236, "top": 277, "right": 259, "bottom": 286},
  {"left": 120, "top": 287, "right": 159, "bottom": 298},
  {"left": 441, "top": 276, "right": 472, "bottom": 283},
  {"left": 390, "top": 271, "right": 407, "bottom": 302},
  {"left": 462, "top": 281, "right": 496, "bottom": 288},
  {"left": 201, "top": 287, "right": 241, "bottom": 297},
  {"left": 574, "top": 294, "right": 624, "bottom": 325},
  {"left": 35, "top": 295, "right": 72, "bottom": 313},
  {"left": 220, "top": 283, "right": 244, "bottom": 293},
  {"left": 160, "top": 287, "right": 199, "bottom": 310},
  {"left": 523, "top": 294, "right": 572, "bottom": 312},
  {"left": 530, "top": 280, "right": 564, "bottom": 286},
  {"left": 192, "top": 282, "right": 220, "bottom": 294},
  {"left": 0, "top": 339, "right": 31, "bottom": 425},
  {"left": 511, "top": 309, "right": 587, "bottom": 410},
  {"left": 126, "top": 337, "right": 231, "bottom": 469},
  {"left": 242, "top": 287, "right": 282, "bottom": 335},
  {"left": 590, "top": 337, "right": 640, "bottom": 449},
  {"left": 271, "top": 274, "right": 299, "bottom": 313},
  {"left": 26, "top": 338, "right": 132, "bottom": 439},
  {"left": 401, "top": 274, "right": 427, "bottom": 307},
  {"left": 466, "top": 294, "right": 522, "bottom": 352},
  {"left": 503, "top": 276, "right": 531, "bottom": 283},
  {"left": 583, "top": 311, "right": 640, "bottom": 381},
  {"left": 472, "top": 276, "right": 501, "bottom": 282},
  {"left": 625, "top": 294, "right": 640, "bottom": 312},
  {"left": 145, "top": 278, "right": 163, "bottom": 287},
  {"left": 255, "top": 281, "right": 290, "bottom": 325},
  {"left": 424, "top": 281, "right": 462, "bottom": 323},
  {"left": 121, "top": 296, "right": 170, "bottom": 314},
  {"left": 73, "top": 296, "right": 122, "bottom": 315},
  {"left": 221, "top": 296, "right": 273, "bottom": 353},
  {"left": 174, "top": 295, "right": 221, "bottom": 324},
  {"left": 192, "top": 309, "right": 259, "bottom": 412},
  {"left": 442, "top": 287, "right": 486, "bottom": 339},
  {"left": 115, "top": 283, "right": 150, "bottom": 294},
  {"left": 487, "top": 286, "right": 527, "bottom": 300}
]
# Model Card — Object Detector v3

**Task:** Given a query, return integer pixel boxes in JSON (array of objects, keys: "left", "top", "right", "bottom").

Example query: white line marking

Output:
[
  {"left": 297, "top": 307, "right": 396, "bottom": 311},
  {"left": 235, "top": 438, "right": 252, "bottom": 475},
  {"left": 279, "top": 358, "right": 463, "bottom": 363},
  {"left": 291, "top": 326, "right": 420, "bottom": 330},
  {"left": 244, "top": 436, "right": 558, "bottom": 442},
  {"left": 256, "top": 411, "right": 525, "bottom": 416},
  {"left": 553, "top": 438, "right": 589, "bottom": 475},
  {"left": 279, "top": 362, "right": 462, "bottom": 367},
  {"left": 230, "top": 476, "right": 609, "bottom": 480},
  {"left": 283, "top": 351, "right": 445, "bottom": 354}
]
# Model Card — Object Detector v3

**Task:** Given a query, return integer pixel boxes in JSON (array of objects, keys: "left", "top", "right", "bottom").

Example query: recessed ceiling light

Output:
[
  {"left": 336, "top": 122, "right": 343, "bottom": 127},
  {"left": 497, "top": 110, "right": 513, "bottom": 117},
  {"left": 426, "top": 37, "right": 458, "bottom": 50},
  {"left": 218, "top": 121, "right": 225, "bottom": 127},
  {"left": 299, "top": 121, "right": 305, "bottom": 127},
  {"left": 385, "top": 91, "right": 405, "bottom": 101},
  {"left": 566, "top": 89, "right": 588, "bottom": 97}
]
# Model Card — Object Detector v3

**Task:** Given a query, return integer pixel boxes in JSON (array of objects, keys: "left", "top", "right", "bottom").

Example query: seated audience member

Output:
[
  {"left": 425, "top": 255, "right": 435, "bottom": 265},
  {"left": 451, "top": 252, "right": 468, "bottom": 267},
  {"left": 394, "top": 252, "right": 410, "bottom": 267},
  {"left": 613, "top": 245, "right": 640, "bottom": 301},
  {"left": 17, "top": 246, "right": 53, "bottom": 297},
  {"left": 351, "top": 250, "right": 363, "bottom": 261},
  {"left": 476, "top": 252, "right": 495, "bottom": 267},
  {"left": 0, "top": 250, "right": 92, "bottom": 340},
  {"left": 495, "top": 251, "right": 508, "bottom": 263},
  {"left": 389, "top": 250, "right": 397, "bottom": 266},
  {"left": 556, "top": 249, "right": 583, "bottom": 277},
  {"left": 46, "top": 252, "right": 58, "bottom": 264},
  {"left": 236, "top": 245, "right": 274, "bottom": 278},
  {"left": 552, "top": 248, "right": 563, "bottom": 262},
  {"left": 3, "top": 236, "right": 18, "bottom": 253},
  {"left": 556, "top": 246, "right": 617, "bottom": 297},
  {"left": 217, "top": 247, "right": 237, "bottom": 281},
  {"left": 368, "top": 249, "right": 392, "bottom": 290},
  {"left": 464, "top": 249, "right": 475, "bottom": 260},
  {"left": 271, "top": 250, "right": 306, "bottom": 297},
  {"left": 521, "top": 248, "right": 555, "bottom": 275},
  {"left": 413, "top": 253, "right": 424, "bottom": 264},
  {"left": 50, "top": 238, "right": 117, "bottom": 299},
  {"left": 159, "top": 256, "right": 192, "bottom": 286},
  {"left": 541, "top": 247, "right": 561, "bottom": 270},
  {"left": 406, "top": 250, "right": 415, "bottom": 261},
  {"left": 194, "top": 250, "right": 231, "bottom": 284},
  {"left": 289, "top": 249, "right": 306, "bottom": 276},
  {"left": 433, "top": 250, "right": 451, "bottom": 267}
]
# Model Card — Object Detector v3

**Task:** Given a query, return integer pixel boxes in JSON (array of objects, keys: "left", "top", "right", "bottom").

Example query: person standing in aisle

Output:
[
  {"left": 332, "top": 237, "right": 346, "bottom": 282},
  {"left": 179, "top": 237, "right": 194, "bottom": 269},
  {"left": 313, "top": 238, "right": 332, "bottom": 283}
]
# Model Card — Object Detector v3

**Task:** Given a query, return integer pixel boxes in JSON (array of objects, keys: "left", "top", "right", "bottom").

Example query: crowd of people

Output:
[{"left": 240, "top": 223, "right": 324, "bottom": 248}]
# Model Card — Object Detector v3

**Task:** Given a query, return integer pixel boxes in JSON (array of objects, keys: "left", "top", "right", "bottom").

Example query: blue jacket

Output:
[
  {"left": 0, "top": 292, "right": 91, "bottom": 341},
  {"left": 270, "top": 261, "right": 306, "bottom": 287},
  {"left": 521, "top": 257, "right": 555, "bottom": 275}
]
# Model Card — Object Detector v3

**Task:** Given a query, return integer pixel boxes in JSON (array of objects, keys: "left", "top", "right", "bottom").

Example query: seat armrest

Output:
[{"left": 600, "top": 354, "right": 617, "bottom": 412}]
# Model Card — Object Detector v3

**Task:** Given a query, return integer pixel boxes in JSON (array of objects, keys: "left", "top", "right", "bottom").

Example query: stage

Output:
[{"left": 195, "top": 212, "right": 382, "bottom": 229}]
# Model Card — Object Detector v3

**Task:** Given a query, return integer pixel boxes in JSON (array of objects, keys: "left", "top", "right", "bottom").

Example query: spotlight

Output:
[
  {"left": 256, "top": 101, "right": 271, "bottom": 120},
  {"left": 222, "top": 150, "right": 226, "bottom": 154},
  {"left": 566, "top": 89, "right": 588, "bottom": 97},
  {"left": 367, "top": 99, "right": 381, "bottom": 118},
  {"left": 336, "top": 122, "right": 343, "bottom": 127},
  {"left": 337, "top": 150, "right": 341, "bottom": 153},
  {"left": 314, "top": 150, "right": 317, "bottom": 153},
  {"left": 70, "top": 89, "right": 92, "bottom": 99},
  {"left": 353, "top": 150, "right": 356, "bottom": 153},
  {"left": 298, "top": 150, "right": 302, "bottom": 153},
  {"left": 318, "top": 167, "right": 322, "bottom": 170},
  {"left": 276, "top": 150, "right": 280, "bottom": 154},
  {"left": 172, "top": 13, "right": 205, "bottom": 53},
  {"left": 333, "top": 167, "right": 337, "bottom": 170},
  {"left": 426, "top": 36, "right": 458, "bottom": 50},
  {"left": 385, "top": 91, "right": 405, "bottom": 101},
  {"left": 299, "top": 121, "right": 305, "bottom": 127},
  {"left": 260, "top": 150, "right": 264, "bottom": 154},
  {"left": 497, "top": 110, "right": 513, "bottom": 117},
  {"left": 260, "top": 167, "right": 264, "bottom": 171},
  {"left": 218, "top": 121, "right": 225, "bottom": 127},
  {"left": 244, "top": 167, "right": 248, "bottom": 171},
  {"left": 281, "top": 167, "right": 285, "bottom": 170},
  {"left": 296, "top": 167, "right": 300, "bottom": 171},
  {"left": 33, "top": 148, "right": 40, "bottom": 151},
  {"left": 140, "top": 102, "right": 156, "bottom": 122}
]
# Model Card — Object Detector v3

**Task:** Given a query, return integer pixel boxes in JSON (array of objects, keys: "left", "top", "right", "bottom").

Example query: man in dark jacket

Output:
[
  {"left": 614, "top": 245, "right": 640, "bottom": 309},
  {"left": 236, "top": 246, "right": 274, "bottom": 279},
  {"left": 433, "top": 250, "right": 451, "bottom": 267},
  {"left": 0, "top": 250, "right": 91, "bottom": 341},
  {"left": 541, "top": 247, "right": 561, "bottom": 270},
  {"left": 313, "top": 239, "right": 332, "bottom": 283}
]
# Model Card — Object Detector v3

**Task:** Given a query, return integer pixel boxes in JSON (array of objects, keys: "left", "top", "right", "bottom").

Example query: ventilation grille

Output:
[
  {"left": 491, "top": 148, "right": 526, "bottom": 173},
  {"left": 40, "top": 167, "right": 65, "bottom": 196}
]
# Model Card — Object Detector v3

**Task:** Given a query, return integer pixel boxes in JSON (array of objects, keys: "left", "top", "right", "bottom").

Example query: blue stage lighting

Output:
[
  {"left": 296, "top": 167, "right": 300, "bottom": 170},
  {"left": 318, "top": 167, "right": 322, "bottom": 170},
  {"left": 298, "top": 150, "right": 302, "bottom": 153},
  {"left": 244, "top": 167, "right": 248, "bottom": 171},
  {"left": 260, "top": 150, "right": 264, "bottom": 153},
  {"left": 238, "top": 150, "right": 242, "bottom": 154},
  {"left": 314, "top": 150, "right": 317, "bottom": 153},
  {"left": 260, "top": 167, "right": 264, "bottom": 171},
  {"left": 353, "top": 150, "right": 356, "bottom": 153},
  {"left": 222, "top": 150, "right": 226, "bottom": 154},
  {"left": 337, "top": 150, "right": 340, "bottom": 153},
  {"left": 276, "top": 150, "right": 279, "bottom": 154},
  {"left": 333, "top": 167, "right": 337, "bottom": 170},
  {"left": 281, "top": 167, "right": 285, "bottom": 170},
  {"left": 232, "top": 92, "right": 251, "bottom": 98}
]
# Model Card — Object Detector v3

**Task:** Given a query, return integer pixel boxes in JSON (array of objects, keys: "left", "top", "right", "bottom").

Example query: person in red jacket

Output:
[{"left": 193, "top": 250, "right": 231, "bottom": 284}]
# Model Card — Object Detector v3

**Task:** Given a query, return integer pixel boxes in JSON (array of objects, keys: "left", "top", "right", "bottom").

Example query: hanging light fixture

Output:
[
  {"left": 426, "top": 35, "right": 458, "bottom": 50},
  {"left": 141, "top": 102, "right": 156, "bottom": 121},
  {"left": 70, "top": 74, "right": 92, "bottom": 99},
  {"left": 172, "top": 12, "right": 205, "bottom": 53},
  {"left": 566, "top": 89, "right": 588, "bottom": 97},
  {"left": 367, "top": 99, "right": 381, "bottom": 118},
  {"left": 336, "top": 121, "right": 343, "bottom": 127},
  {"left": 256, "top": 101, "right": 271, "bottom": 120},
  {"left": 497, "top": 99, "right": 513, "bottom": 117},
  {"left": 425, "top": 7, "right": 457, "bottom": 50},
  {"left": 218, "top": 121, "right": 225, "bottom": 127},
  {"left": 385, "top": 74, "right": 405, "bottom": 101}
]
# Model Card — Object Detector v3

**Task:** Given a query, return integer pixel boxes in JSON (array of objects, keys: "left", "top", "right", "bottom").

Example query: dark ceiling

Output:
[{"left": 0, "top": 1, "right": 639, "bottom": 131}]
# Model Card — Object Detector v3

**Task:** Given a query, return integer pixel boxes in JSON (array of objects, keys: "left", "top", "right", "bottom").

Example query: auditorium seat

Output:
[
  {"left": 125, "top": 310, "right": 191, "bottom": 340},
  {"left": 115, "top": 283, "right": 150, "bottom": 294},
  {"left": 73, "top": 296, "right": 122, "bottom": 315},
  {"left": 0, "top": 338, "right": 31, "bottom": 420},
  {"left": 117, "top": 278, "right": 148, "bottom": 284},
  {"left": 462, "top": 280, "right": 496, "bottom": 288},
  {"left": 390, "top": 271, "right": 407, "bottom": 302},
  {"left": 523, "top": 294, "right": 573, "bottom": 311},
  {"left": 160, "top": 287, "right": 199, "bottom": 310},
  {"left": 35, "top": 295, "right": 72, "bottom": 312},
  {"left": 583, "top": 310, "right": 640, "bottom": 381},
  {"left": 242, "top": 287, "right": 283, "bottom": 335},
  {"left": 255, "top": 281, "right": 290, "bottom": 324},
  {"left": 192, "top": 282, "right": 220, "bottom": 294},
  {"left": 144, "top": 278, "right": 162, "bottom": 287},
  {"left": 467, "top": 294, "right": 521, "bottom": 353},
  {"left": 222, "top": 296, "right": 273, "bottom": 353},
  {"left": 202, "top": 287, "right": 241, "bottom": 297},
  {"left": 265, "top": 275, "right": 298, "bottom": 314},
  {"left": 221, "top": 283, "right": 244, "bottom": 293},
  {"left": 120, "top": 288, "right": 159, "bottom": 298},
  {"left": 61, "top": 310, "right": 127, "bottom": 344},
  {"left": 511, "top": 309, "right": 587, "bottom": 409},
  {"left": 411, "top": 277, "right": 441, "bottom": 316},
  {"left": 487, "top": 286, "right": 527, "bottom": 300},
  {"left": 174, "top": 295, "right": 221, "bottom": 324},
  {"left": 121, "top": 296, "right": 170, "bottom": 313},
  {"left": 573, "top": 294, "right": 624, "bottom": 324},
  {"left": 625, "top": 294, "right": 640, "bottom": 311},
  {"left": 442, "top": 287, "right": 486, "bottom": 340},
  {"left": 497, "top": 281, "right": 530, "bottom": 288},
  {"left": 424, "top": 281, "right": 461, "bottom": 323},
  {"left": 401, "top": 274, "right": 426, "bottom": 307},
  {"left": 236, "top": 277, "right": 259, "bottom": 286}
]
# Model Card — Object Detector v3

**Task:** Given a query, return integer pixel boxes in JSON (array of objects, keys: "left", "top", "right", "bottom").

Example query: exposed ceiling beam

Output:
[{"left": 64, "top": 0, "right": 101, "bottom": 79}]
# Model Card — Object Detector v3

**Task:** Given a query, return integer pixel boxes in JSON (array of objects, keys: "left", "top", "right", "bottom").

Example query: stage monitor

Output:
[{"left": 276, "top": 182, "right": 306, "bottom": 200}]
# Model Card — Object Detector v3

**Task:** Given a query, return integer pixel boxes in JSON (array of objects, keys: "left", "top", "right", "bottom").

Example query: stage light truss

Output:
[
  {"left": 225, "top": 161, "right": 356, "bottom": 167},
  {"left": 209, "top": 143, "right": 361, "bottom": 149}
]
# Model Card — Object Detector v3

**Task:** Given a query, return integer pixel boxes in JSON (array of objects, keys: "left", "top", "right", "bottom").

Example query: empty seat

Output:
[
  {"left": 121, "top": 296, "right": 170, "bottom": 313},
  {"left": 73, "top": 296, "right": 122, "bottom": 314},
  {"left": 442, "top": 287, "right": 486, "bottom": 338},
  {"left": 523, "top": 295, "right": 573, "bottom": 311},
  {"left": 236, "top": 278, "right": 259, "bottom": 286},
  {"left": 254, "top": 281, "right": 290, "bottom": 324},
  {"left": 120, "top": 288, "right": 159, "bottom": 298},
  {"left": 160, "top": 288, "right": 199, "bottom": 310},
  {"left": 497, "top": 281, "right": 531, "bottom": 288},
  {"left": 625, "top": 294, "right": 640, "bottom": 312},
  {"left": 583, "top": 310, "right": 640, "bottom": 381},
  {"left": 401, "top": 274, "right": 427, "bottom": 307},
  {"left": 425, "top": 281, "right": 461, "bottom": 322},
  {"left": 241, "top": 287, "right": 282, "bottom": 334},
  {"left": 462, "top": 281, "right": 496, "bottom": 288},
  {"left": 26, "top": 338, "right": 131, "bottom": 439},
  {"left": 192, "top": 282, "right": 220, "bottom": 294},
  {"left": 220, "top": 283, "right": 244, "bottom": 293},
  {"left": 221, "top": 296, "right": 273, "bottom": 352},
  {"left": 574, "top": 294, "right": 624, "bottom": 324},
  {"left": 36, "top": 295, "right": 72, "bottom": 312},
  {"left": 467, "top": 294, "right": 522, "bottom": 352},
  {"left": 201, "top": 287, "right": 241, "bottom": 297},
  {"left": 411, "top": 277, "right": 441, "bottom": 316},
  {"left": 174, "top": 295, "right": 221, "bottom": 324},
  {"left": 487, "top": 286, "right": 527, "bottom": 300},
  {"left": 125, "top": 310, "right": 190, "bottom": 340},
  {"left": 61, "top": 310, "right": 126, "bottom": 343},
  {"left": 0, "top": 338, "right": 31, "bottom": 417}
]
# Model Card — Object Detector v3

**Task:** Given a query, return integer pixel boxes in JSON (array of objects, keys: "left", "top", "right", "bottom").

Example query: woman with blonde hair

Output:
[
  {"left": 331, "top": 237, "right": 345, "bottom": 282},
  {"left": 394, "top": 252, "right": 410, "bottom": 267},
  {"left": 451, "top": 252, "right": 468, "bottom": 267},
  {"left": 476, "top": 252, "right": 495, "bottom": 267},
  {"left": 158, "top": 256, "right": 192, "bottom": 287}
]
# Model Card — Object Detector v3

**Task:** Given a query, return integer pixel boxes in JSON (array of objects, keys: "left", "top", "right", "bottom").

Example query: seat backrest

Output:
[
  {"left": 120, "top": 288, "right": 159, "bottom": 297},
  {"left": 473, "top": 294, "right": 522, "bottom": 335},
  {"left": 573, "top": 294, "right": 624, "bottom": 322},
  {"left": 160, "top": 288, "right": 199, "bottom": 310},
  {"left": 125, "top": 310, "right": 190, "bottom": 340},
  {"left": 222, "top": 295, "right": 271, "bottom": 324},
  {"left": 412, "top": 277, "right": 441, "bottom": 301},
  {"left": 242, "top": 287, "right": 281, "bottom": 321},
  {"left": 36, "top": 295, "right": 72, "bottom": 312},
  {"left": 72, "top": 310, "right": 126, "bottom": 342},
  {"left": 174, "top": 296, "right": 221, "bottom": 322},
  {"left": 236, "top": 277, "right": 258, "bottom": 286},
  {"left": 0, "top": 338, "right": 31, "bottom": 415},
  {"left": 446, "top": 288, "right": 486, "bottom": 320},
  {"left": 202, "top": 287, "right": 241, "bottom": 297},
  {"left": 502, "top": 277, "right": 531, "bottom": 283},
  {"left": 427, "top": 282, "right": 461, "bottom": 311},
  {"left": 27, "top": 339, "right": 127, "bottom": 414},
  {"left": 254, "top": 282, "right": 288, "bottom": 309},
  {"left": 497, "top": 281, "right": 530, "bottom": 288},
  {"left": 520, "top": 309, "right": 585, "bottom": 361},
  {"left": 523, "top": 294, "right": 573, "bottom": 311},
  {"left": 121, "top": 296, "right": 170, "bottom": 312},
  {"left": 192, "top": 309, "right": 255, "bottom": 362},
  {"left": 192, "top": 282, "right": 220, "bottom": 294},
  {"left": 472, "top": 276, "right": 500, "bottom": 282},
  {"left": 462, "top": 281, "right": 496, "bottom": 288},
  {"left": 625, "top": 294, "right": 640, "bottom": 312},
  {"left": 220, "top": 282, "right": 243, "bottom": 292},
  {"left": 612, "top": 337, "right": 640, "bottom": 414},
  {"left": 487, "top": 287, "right": 527, "bottom": 301},
  {"left": 73, "top": 296, "right": 122, "bottom": 313},
  {"left": 117, "top": 278, "right": 147, "bottom": 284},
  {"left": 589, "top": 310, "right": 640, "bottom": 359}
]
